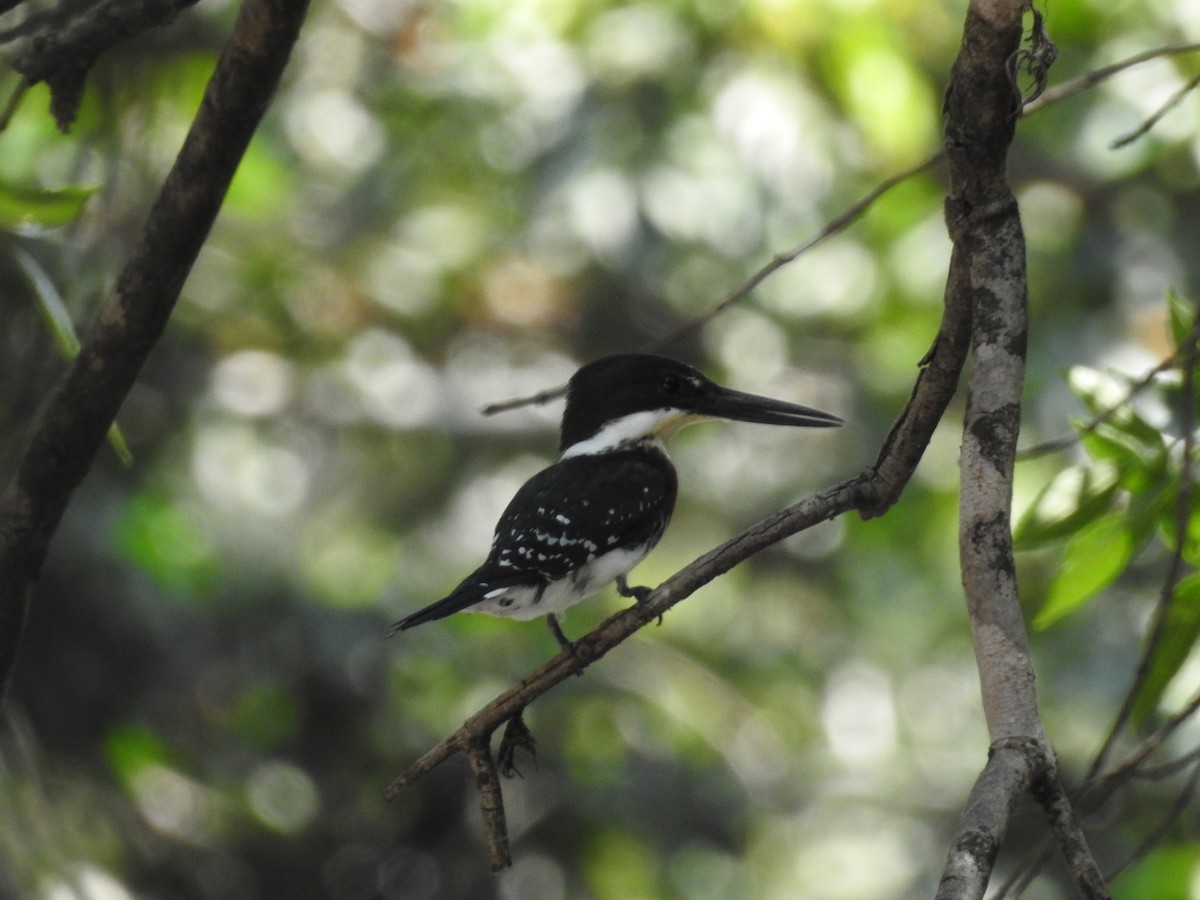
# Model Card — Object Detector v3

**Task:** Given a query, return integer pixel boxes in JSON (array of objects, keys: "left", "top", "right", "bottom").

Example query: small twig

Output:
[
  {"left": 1016, "top": 353, "right": 1179, "bottom": 459},
  {"left": 1083, "top": 690, "right": 1200, "bottom": 811},
  {"left": 497, "top": 711, "right": 537, "bottom": 779},
  {"left": 479, "top": 42, "right": 1200, "bottom": 422},
  {"left": 1030, "top": 763, "right": 1110, "bottom": 898},
  {"left": 654, "top": 28, "right": 1193, "bottom": 367},
  {"left": 479, "top": 384, "right": 566, "bottom": 417},
  {"left": 645, "top": 154, "right": 943, "bottom": 353},
  {"left": 0, "top": 76, "right": 28, "bottom": 132},
  {"left": 466, "top": 739, "right": 512, "bottom": 872},
  {"left": 1111, "top": 70, "right": 1200, "bottom": 149},
  {"left": 997, "top": 689, "right": 1200, "bottom": 896},
  {"left": 1130, "top": 746, "right": 1200, "bottom": 781},
  {"left": 1103, "top": 753, "right": 1200, "bottom": 883},
  {"left": 1023, "top": 42, "right": 1200, "bottom": 116},
  {"left": 479, "top": 154, "right": 942, "bottom": 417}
]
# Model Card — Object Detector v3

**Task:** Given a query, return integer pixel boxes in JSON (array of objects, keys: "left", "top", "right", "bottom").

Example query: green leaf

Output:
[
  {"left": 1068, "top": 367, "right": 1167, "bottom": 453},
  {"left": 1034, "top": 512, "right": 1135, "bottom": 629},
  {"left": 1068, "top": 366, "right": 1125, "bottom": 417},
  {"left": 17, "top": 249, "right": 133, "bottom": 466},
  {"left": 105, "top": 724, "right": 171, "bottom": 787},
  {"left": 1180, "top": 499, "right": 1200, "bottom": 568},
  {"left": 1127, "top": 469, "right": 1177, "bottom": 549},
  {"left": 1014, "top": 461, "right": 1119, "bottom": 548},
  {"left": 112, "top": 493, "right": 217, "bottom": 596},
  {"left": 1111, "top": 843, "right": 1199, "bottom": 900},
  {"left": 18, "top": 247, "right": 80, "bottom": 357},
  {"left": 105, "top": 425, "right": 134, "bottom": 467},
  {"left": 1166, "top": 289, "right": 1197, "bottom": 348},
  {"left": 1120, "top": 407, "right": 1171, "bottom": 455},
  {"left": 0, "top": 180, "right": 94, "bottom": 229},
  {"left": 1081, "top": 420, "right": 1167, "bottom": 494},
  {"left": 1152, "top": 473, "right": 1200, "bottom": 564},
  {"left": 1131, "top": 572, "right": 1200, "bottom": 726},
  {"left": 234, "top": 684, "right": 300, "bottom": 750}
]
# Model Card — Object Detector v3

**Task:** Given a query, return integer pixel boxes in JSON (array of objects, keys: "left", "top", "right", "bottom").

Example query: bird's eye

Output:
[{"left": 661, "top": 374, "right": 681, "bottom": 394}]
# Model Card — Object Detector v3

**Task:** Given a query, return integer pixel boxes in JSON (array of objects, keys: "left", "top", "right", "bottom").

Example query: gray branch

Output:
[{"left": 937, "top": 1, "right": 1107, "bottom": 897}]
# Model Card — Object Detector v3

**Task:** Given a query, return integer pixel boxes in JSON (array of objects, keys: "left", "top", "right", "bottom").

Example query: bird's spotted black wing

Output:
[
  {"left": 484, "top": 449, "right": 677, "bottom": 584},
  {"left": 390, "top": 449, "right": 677, "bottom": 632}
]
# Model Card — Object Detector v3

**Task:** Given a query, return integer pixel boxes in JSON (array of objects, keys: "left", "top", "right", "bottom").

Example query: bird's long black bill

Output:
[{"left": 697, "top": 386, "right": 843, "bottom": 428}]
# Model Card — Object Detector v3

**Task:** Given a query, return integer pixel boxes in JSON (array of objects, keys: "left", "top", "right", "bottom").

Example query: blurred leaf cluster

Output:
[
  {"left": 1, "top": 0, "right": 1200, "bottom": 898},
  {"left": 1018, "top": 295, "right": 1200, "bottom": 729}
]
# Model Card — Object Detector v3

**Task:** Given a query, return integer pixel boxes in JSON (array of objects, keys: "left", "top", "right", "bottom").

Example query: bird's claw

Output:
[
  {"left": 616, "top": 575, "right": 662, "bottom": 625},
  {"left": 498, "top": 712, "right": 537, "bottom": 778}
]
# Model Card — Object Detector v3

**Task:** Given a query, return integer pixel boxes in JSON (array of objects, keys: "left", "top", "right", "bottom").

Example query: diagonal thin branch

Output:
[
  {"left": 480, "top": 155, "right": 943, "bottom": 418},
  {"left": 1016, "top": 348, "right": 1183, "bottom": 459},
  {"left": 1111, "top": 70, "right": 1200, "bottom": 149},
  {"left": 1023, "top": 42, "right": 1200, "bottom": 115},
  {"left": 997, "top": 686, "right": 1200, "bottom": 895},
  {"left": 1103, "top": 753, "right": 1200, "bottom": 883},
  {"left": 387, "top": 476, "right": 873, "bottom": 797},
  {"left": 479, "top": 40, "right": 1200, "bottom": 420},
  {"left": 644, "top": 154, "right": 943, "bottom": 354},
  {"left": 1030, "top": 761, "right": 1109, "bottom": 897}
]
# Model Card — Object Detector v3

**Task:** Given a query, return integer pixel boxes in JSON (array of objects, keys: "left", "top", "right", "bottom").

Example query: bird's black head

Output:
[{"left": 559, "top": 354, "right": 842, "bottom": 456}]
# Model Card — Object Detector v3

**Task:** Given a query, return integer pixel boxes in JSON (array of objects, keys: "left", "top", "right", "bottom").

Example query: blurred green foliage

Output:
[{"left": 1, "top": 0, "right": 1200, "bottom": 898}]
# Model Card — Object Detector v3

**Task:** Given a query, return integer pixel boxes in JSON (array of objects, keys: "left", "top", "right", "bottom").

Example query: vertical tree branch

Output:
[
  {"left": 947, "top": 0, "right": 1040, "bottom": 741},
  {"left": 937, "top": 2, "right": 1107, "bottom": 896},
  {"left": 955, "top": 188, "right": 1042, "bottom": 742},
  {"left": 0, "top": 0, "right": 312, "bottom": 698}
]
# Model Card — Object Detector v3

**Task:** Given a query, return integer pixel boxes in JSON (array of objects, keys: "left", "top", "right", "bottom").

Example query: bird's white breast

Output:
[{"left": 468, "top": 545, "right": 651, "bottom": 620}]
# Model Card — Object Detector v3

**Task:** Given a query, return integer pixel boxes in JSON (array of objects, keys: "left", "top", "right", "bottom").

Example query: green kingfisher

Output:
[{"left": 390, "top": 353, "right": 842, "bottom": 647}]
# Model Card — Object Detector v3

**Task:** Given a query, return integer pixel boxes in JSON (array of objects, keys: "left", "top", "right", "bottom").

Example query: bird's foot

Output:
[
  {"left": 497, "top": 712, "right": 537, "bottom": 779},
  {"left": 616, "top": 575, "right": 662, "bottom": 625}
]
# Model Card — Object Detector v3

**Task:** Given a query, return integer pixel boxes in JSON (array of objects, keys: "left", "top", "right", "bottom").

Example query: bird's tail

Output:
[{"left": 388, "top": 577, "right": 495, "bottom": 636}]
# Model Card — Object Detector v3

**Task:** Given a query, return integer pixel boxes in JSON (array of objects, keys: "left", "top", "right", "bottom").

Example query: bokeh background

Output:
[{"left": 1, "top": 0, "right": 1199, "bottom": 897}]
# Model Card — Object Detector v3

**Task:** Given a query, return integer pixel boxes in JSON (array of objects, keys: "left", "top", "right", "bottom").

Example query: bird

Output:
[{"left": 390, "top": 353, "right": 842, "bottom": 649}]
